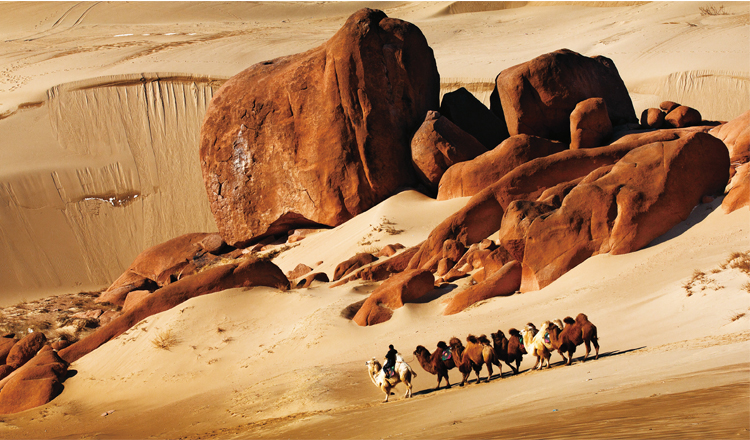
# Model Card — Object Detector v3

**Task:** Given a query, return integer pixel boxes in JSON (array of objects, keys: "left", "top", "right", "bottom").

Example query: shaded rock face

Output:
[
  {"left": 490, "top": 49, "right": 636, "bottom": 142},
  {"left": 521, "top": 132, "right": 729, "bottom": 291},
  {"left": 710, "top": 110, "right": 750, "bottom": 168},
  {"left": 333, "top": 253, "right": 378, "bottom": 281},
  {"left": 0, "top": 350, "right": 68, "bottom": 414},
  {"left": 437, "top": 134, "right": 566, "bottom": 200},
  {"left": 641, "top": 108, "right": 666, "bottom": 129},
  {"left": 722, "top": 163, "right": 749, "bottom": 213},
  {"left": 439, "top": 87, "right": 509, "bottom": 149},
  {"left": 199, "top": 8, "right": 439, "bottom": 247},
  {"left": 411, "top": 111, "right": 487, "bottom": 193},
  {"left": 353, "top": 269, "right": 434, "bottom": 326},
  {"left": 665, "top": 105, "right": 702, "bottom": 128},
  {"left": 570, "top": 98, "right": 613, "bottom": 150}
]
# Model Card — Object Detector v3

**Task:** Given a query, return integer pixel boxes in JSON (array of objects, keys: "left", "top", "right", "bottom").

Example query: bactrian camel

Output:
[{"left": 366, "top": 353, "right": 416, "bottom": 402}]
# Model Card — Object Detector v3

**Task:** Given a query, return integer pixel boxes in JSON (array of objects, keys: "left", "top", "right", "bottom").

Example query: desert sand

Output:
[{"left": 0, "top": 1, "right": 748, "bottom": 439}]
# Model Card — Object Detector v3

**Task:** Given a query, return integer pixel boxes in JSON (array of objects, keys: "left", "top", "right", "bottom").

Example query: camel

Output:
[
  {"left": 523, "top": 321, "right": 553, "bottom": 370},
  {"left": 491, "top": 328, "right": 526, "bottom": 375},
  {"left": 366, "top": 353, "right": 416, "bottom": 402},
  {"left": 413, "top": 341, "right": 456, "bottom": 390},
  {"left": 451, "top": 335, "right": 499, "bottom": 385},
  {"left": 548, "top": 313, "right": 600, "bottom": 365}
]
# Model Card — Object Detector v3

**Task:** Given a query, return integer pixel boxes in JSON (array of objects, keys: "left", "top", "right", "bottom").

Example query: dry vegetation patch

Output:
[
  {"left": 683, "top": 250, "right": 750, "bottom": 297},
  {"left": 151, "top": 328, "right": 178, "bottom": 350}
]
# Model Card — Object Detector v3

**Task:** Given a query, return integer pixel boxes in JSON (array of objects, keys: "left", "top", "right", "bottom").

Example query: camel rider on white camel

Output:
[{"left": 383, "top": 344, "right": 398, "bottom": 378}]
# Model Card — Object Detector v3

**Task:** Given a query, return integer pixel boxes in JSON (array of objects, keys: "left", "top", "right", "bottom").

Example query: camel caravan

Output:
[{"left": 367, "top": 313, "right": 599, "bottom": 402}]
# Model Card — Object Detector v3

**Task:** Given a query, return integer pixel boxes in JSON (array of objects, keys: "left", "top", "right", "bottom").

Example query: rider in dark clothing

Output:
[{"left": 383, "top": 344, "right": 398, "bottom": 377}]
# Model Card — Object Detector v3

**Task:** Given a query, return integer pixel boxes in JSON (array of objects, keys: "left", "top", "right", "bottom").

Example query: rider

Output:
[{"left": 383, "top": 344, "right": 398, "bottom": 378}]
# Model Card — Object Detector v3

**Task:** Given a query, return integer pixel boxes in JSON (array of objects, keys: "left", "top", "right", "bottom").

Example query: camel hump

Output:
[
  {"left": 576, "top": 313, "right": 589, "bottom": 323},
  {"left": 478, "top": 334, "right": 491, "bottom": 345},
  {"left": 467, "top": 334, "right": 478, "bottom": 344},
  {"left": 564, "top": 316, "right": 576, "bottom": 325},
  {"left": 437, "top": 341, "right": 448, "bottom": 349},
  {"left": 509, "top": 328, "right": 521, "bottom": 337}
]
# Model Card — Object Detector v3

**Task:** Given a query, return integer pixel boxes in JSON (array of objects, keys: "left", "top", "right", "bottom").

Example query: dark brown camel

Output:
[
  {"left": 491, "top": 328, "right": 526, "bottom": 374},
  {"left": 548, "top": 313, "right": 600, "bottom": 365},
  {"left": 413, "top": 341, "right": 457, "bottom": 390},
  {"left": 450, "top": 335, "right": 498, "bottom": 385}
]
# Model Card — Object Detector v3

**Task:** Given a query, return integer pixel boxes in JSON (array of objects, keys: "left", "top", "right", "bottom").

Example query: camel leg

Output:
[
  {"left": 583, "top": 340, "right": 591, "bottom": 362},
  {"left": 593, "top": 338, "right": 600, "bottom": 360},
  {"left": 486, "top": 363, "right": 493, "bottom": 381},
  {"left": 404, "top": 381, "right": 412, "bottom": 399},
  {"left": 381, "top": 385, "right": 390, "bottom": 403}
]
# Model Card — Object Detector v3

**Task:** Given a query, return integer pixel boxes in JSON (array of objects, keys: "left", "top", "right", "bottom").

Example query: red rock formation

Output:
[
  {"left": 60, "top": 258, "right": 289, "bottom": 363},
  {"left": 0, "top": 338, "right": 16, "bottom": 365},
  {"left": 411, "top": 111, "right": 487, "bottom": 193},
  {"left": 353, "top": 269, "right": 434, "bottom": 326},
  {"left": 437, "top": 134, "right": 566, "bottom": 200},
  {"left": 287, "top": 263, "right": 313, "bottom": 280},
  {"left": 521, "top": 132, "right": 729, "bottom": 291},
  {"left": 710, "top": 110, "right": 750, "bottom": 168},
  {"left": 490, "top": 49, "right": 636, "bottom": 142},
  {"left": 640, "top": 108, "right": 665, "bottom": 129},
  {"left": 376, "top": 243, "right": 405, "bottom": 258},
  {"left": 0, "top": 366, "right": 13, "bottom": 381},
  {"left": 358, "top": 245, "right": 420, "bottom": 282},
  {"left": 199, "top": 8, "right": 439, "bottom": 246},
  {"left": 570, "top": 98, "right": 613, "bottom": 150},
  {"left": 333, "top": 253, "right": 378, "bottom": 281},
  {"left": 6, "top": 332, "right": 46, "bottom": 370},
  {"left": 660, "top": 101, "right": 681, "bottom": 114},
  {"left": 439, "top": 87, "right": 509, "bottom": 149},
  {"left": 0, "top": 349, "right": 68, "bottom": 414},
  {"left": 122, "top": 290, "right": 151, "bottom": 312},
  {"left": 443, "top": 261, "right": 522, "bottom": 315},
  {"left": 295, "top": 272, "right": 330, "bottom": 289},
  {"left": 665, "top": 106, "right": 702, "bottom": 128},
  {"left": 722, "top": 163, "right": 749, "bottom": 213}
]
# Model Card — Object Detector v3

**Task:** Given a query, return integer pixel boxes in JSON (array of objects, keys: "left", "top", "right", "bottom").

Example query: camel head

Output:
[
  {"left": 414, "top": 345, "right": 428, "bottom": 357},
  {"left": 366, "top": 357, "right": 382, "bottom": 374}
]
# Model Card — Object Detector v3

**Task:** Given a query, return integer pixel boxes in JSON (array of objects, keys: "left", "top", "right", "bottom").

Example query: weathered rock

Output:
[
  {"left": 59, "top": 258, "right": 289, "bottom": 363},
  {"left": 665, "top": 106, "right": 702, "bottom": 128},
  {"left": 50, "top": 340, "right": 71, "bottom": 351},
  {"left": 295, "top": 272, "right": 330, "bottom": 289},
  {"left": 196, "top": 233, "right": 228, "bottom": 254},
  {"left": 710, "top": 110, "right": 750, "bottom": 167},
  {"left": 722, "top": 163, "right": 749, "bottom": 213},
  {"left": 287, "top": 228, "right": 327, "bottom": 244},
  {"left": 287, "top": 263, "right": 313, "bottom": 280},
  {"left": 0, "top": 338, "right": 16, "bottom": 365},
  {"left": 98, "top": 311, "right": 121, "bottom": 327},
  {"left": 442, "top": 239, "right": 466, "bottom": 263},
  {"left": 640, "top": 108, "right": 665, "bottom": 129},
  {"left": 439, "top": 87, "right": 509, "bottom": 149},
  {"left": 660, "top": 101, "right": 681, "bottom": 114},
  {"left": 411, "top": 111, "right": 488, "bottom": 193},
  {"left": 478, "top": 239, "right": 496, "bottom": 251},
  {"left": 410, "top": 129, "right": 708, "bottom": 270},
  {"left": 122, "top": 290, "right": 151, "bottom": 312},
  {"left": 359, "top": 245, "right": 421, "bottom": 282},
  {"left": 437, "top": 134, "right": 567, "bottom": 200},
  {"left": 0, "top": 350, "right": 68, "bottom": 414},
  {"left": 570, "top": 98, "right": 613, "bottom": 150},
  {"left": 436, "top": 258, "right": 456, "bottom": 277},
  {"left": 333, "top": 253, "right": 378, "bottom": 281},
  {"left": 490, "top": 49, "right": 636, "bottom": 142},
  {"left": 498, "top": 200, "right": 558, "bottom": 262},
  {"left": 199, "top": 8, "right": 439, "bottom": 246},
  {"left": 443, "top": 261, "right": 521, "bottom": 315},
  {"left": 6, "top": 332, "right": 46, "bottom": 370},
  {"left": 96, "top": 270, "right": 153, "bottom": 306},
  {"left": 353, "top": 269, "right": 434, "bottom": 326},
  {"left": 521, "top": 132, "right": 729, "bottom": 291},
  {"left": 376, "top": 243, "right": 405, "bottom": 258},
  {"left": 0, "top": 365, "right": 13, "bottom": 381}
]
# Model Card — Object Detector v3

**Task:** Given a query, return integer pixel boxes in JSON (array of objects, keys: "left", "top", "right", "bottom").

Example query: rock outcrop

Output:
[
  {"left": 411, "top": 111, "right": 487, "bottom": 193},
  {"left": 199, "top": 8, "right": 439, "bottom": 246},
  {"left": 722, "top": 163, "right": 749, "bottom": 213},
  {"left": 710, "top": 110, "right": 750, "bottom": 169},
  {"left": 490, "top": 49, "right": 636, "bottom": 142},
  {"left": 6, "top": 332, "right": 47, "bottom": 370},
  {"left": 570, "top": 98, "right": 613, "bottom": 150},
  {"left": 437, "top": 134, "right": 567, "bottom": 200},
  {"left": 443, "top": 260, "right": 521, "bottom": 315},
  {"left": 520, "top": 132, "right": 729, "bottom": 291},
  {"left": 0, "top": 349, "right": 68, "bottom": 414},
  {"left": 352, "top": 269, "right": 434, "bottom": 326}
]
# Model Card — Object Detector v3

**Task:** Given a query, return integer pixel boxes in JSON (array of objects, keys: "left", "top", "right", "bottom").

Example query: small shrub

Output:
[
  {"left": 699, "top": 5, "right": 728, "bottom": 16},
  {"left": 730, "top": 312, "right": 746, "bottom": 322},
  {"left": 151, "top": 329, "right": 178, "bottom": 350}
]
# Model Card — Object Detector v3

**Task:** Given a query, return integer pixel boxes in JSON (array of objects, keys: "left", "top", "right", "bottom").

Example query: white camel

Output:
[
  {"left": 365, "top": 353, "right": 416, "bottom": 402},
  {"left": 523, "top": 321, "right": 554, "bottom": 370}
]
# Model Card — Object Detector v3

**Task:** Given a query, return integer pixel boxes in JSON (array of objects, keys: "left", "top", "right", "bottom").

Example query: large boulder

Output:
[
  {"left": 437, "top": 134, "right": 566, "bottom": 200},
  {"left": 490, "top": 49, "right": 636, "bottom": 142},
  {"left": 60, "top": 258, "right": 289, "bottom": 363},
  {"left": 0, "top": 338, "right": 16, "bottom": 365},
  {"left": 665, "top": 105, "right": 702, "bottom": 128},
  {"left": 6, "top": 332, "right": 46, "bottom": 370},
  {"left": 332, "top": 253, "right": 378, "bottom": 281},
  {"left": 722, "top": 163, "right": 749, "bottom": 213},
  {"left": 0, "top": 350, "right": 68, "bottom": 414},
  {"left": 521, "top": 132, "right": 729, "bottom": 291},
  {"left": 352, "top": 269, "right": 434, "bottom": 326},
  {"left": 443, "top": 260, "right": 521, "bottom": 315},
  {"left": 199, "top": 8, "right": 439, "bottom": 246},
  {"left": 411, "top": 111, "right": 487, "bottom": 193},
  {"left": 439, "top": 87, "right": 509, "bottom": 149}
]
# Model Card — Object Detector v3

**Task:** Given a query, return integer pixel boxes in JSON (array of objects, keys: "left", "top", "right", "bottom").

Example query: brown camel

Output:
[
  {"left": 491, "top": 328, "right": 526, "bottom": 374},
  {"left": 548, "top": 313, "right": 600, "bottom": 365},
  {"left": 413, "top": 341, "right": 456, "bottom": 390},
  {"left": 451, "top": 335, "right": 499, "bottom": 385}
]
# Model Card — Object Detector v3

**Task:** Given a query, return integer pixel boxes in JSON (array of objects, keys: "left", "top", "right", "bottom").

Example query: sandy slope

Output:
[{"left": 0, "top": 2, "right": 748, "bottom": 438}]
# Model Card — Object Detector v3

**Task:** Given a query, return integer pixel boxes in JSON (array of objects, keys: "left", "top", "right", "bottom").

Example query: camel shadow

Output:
[
  {"left": 412, "top": 283, "right": 459, "bottom": 304},
  {"left": 547, "top": 346, "right": 646, "bottom": 368}
]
